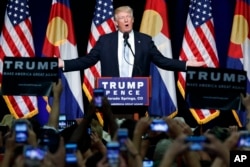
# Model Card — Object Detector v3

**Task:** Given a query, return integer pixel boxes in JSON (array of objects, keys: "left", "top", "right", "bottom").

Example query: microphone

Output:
[
  {"left": 123, "top": 32, "right": 134, "bottom": 56},
  {"left": 123, "top": 32, "right": 129, "bottom": 45}
]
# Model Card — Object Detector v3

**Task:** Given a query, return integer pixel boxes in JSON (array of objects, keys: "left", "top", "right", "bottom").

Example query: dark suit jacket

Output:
[{"left": 64, "top": 31, "right": 186, "bottom": 77}]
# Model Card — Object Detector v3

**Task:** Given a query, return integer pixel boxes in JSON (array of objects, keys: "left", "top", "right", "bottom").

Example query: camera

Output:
[
  {"left": 65, "top": 143, "right": 77, "bottom": 164},
  {"left": 150, "top": 119, "right": 168, "bottom": 132},
  {"left": 58, "top": 119, "right": 77, "bottom": 132},
  {"left": 143, "top": 159, "right": 154, "bottom": 167},
  {"left": 14, "top": 121, "right": 29, "bottom": 144},
  {"left": 87, "top": 127, "right": 92, "bottom": 135},
  {"left": 93, "top": 88, "right": 105, "bottom": 108},
  {"left": 107, "top": 141, "right": 120, "bottom": 166},
  {"left": 185, "top": 136, "right": 208, "bottom": 151},
  {"left": 58, "top": 114, "right": 67, "bottom": 132},
  {"left": 237, "top": 131, "right": 250, "bottom": 148},
  {"left": 23, "top": 145, "right": 47, "bottom": 161},
  {"left": 117, "top": 128, "right": 128, "bottom": 151}
]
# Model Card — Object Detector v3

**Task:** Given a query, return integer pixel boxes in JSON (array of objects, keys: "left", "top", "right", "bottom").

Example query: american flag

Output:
[
  {"left": 178, "top": 0, "right": 220, "bottom": 124},
  {"left": 0, "top": 0, "right": 38, "bottom": 118},
  {"left": 83, "top": 0, "right": 116, "bottom": 100},
  {"left": 83, "top": 0, "right": 116, "bottom": 124},
  {"left": 227, "top": 0, "right": 250, "bottom": 127}
]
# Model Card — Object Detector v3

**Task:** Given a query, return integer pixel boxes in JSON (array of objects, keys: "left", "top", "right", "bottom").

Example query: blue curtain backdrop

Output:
[{"left": 0, "top": 0, "right": 238, "bottom": 128}]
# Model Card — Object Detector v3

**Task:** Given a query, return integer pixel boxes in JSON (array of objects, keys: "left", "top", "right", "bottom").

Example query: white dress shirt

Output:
[{"left": 118, "top": 31, "right": 135, "bottom": 77}]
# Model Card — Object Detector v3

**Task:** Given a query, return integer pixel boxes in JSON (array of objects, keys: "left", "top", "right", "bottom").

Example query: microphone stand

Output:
[{"left": 123, "top": 32, "right": 142, "bottom": 76}]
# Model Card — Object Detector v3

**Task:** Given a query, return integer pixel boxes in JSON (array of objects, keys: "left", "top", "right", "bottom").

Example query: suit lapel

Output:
[
  {"left": 132, "top": 32, "right": 142, "bottom": 76},
  {"left": 111, "top": 32, "right": 120, "bottom": 76}
]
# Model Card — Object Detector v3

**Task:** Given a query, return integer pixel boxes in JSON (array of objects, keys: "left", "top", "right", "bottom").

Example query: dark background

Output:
[{"left": 0, "top": 0, "right": 239, "bottom": 129}]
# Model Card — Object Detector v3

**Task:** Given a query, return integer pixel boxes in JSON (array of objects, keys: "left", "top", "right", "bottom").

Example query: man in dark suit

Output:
[
  {"left": 58, "top": 5, "right": 205, "bottom": 119},
  {"left": 58, "top": 6, "right": 205, "bottom": 75}
]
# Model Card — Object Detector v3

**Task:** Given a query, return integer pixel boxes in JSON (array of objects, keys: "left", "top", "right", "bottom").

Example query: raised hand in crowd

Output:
[
  {"left": 164, "top": 117, "right": 184, "bottom": 139},
  {"left": 164, "top": 117, "right": 201, "bottom": 167},
  {"left": 76, "top": 150, "right": 87, "bottom": 167},
  {"left": 11, "top": 136, "right": 66, "bottom": 167},
  {"left": 173, "top": 117, "right": 194, "bottom": 136},
  {"left": 90, "top": 131, "right": 106, "bottom": 155},
  {"left": 1, "top": 118, "right": 53, "bottom": 167},
  {"left": 241, "top": 93, "right": 250, "bottom": 111},
  {"left": 68, "top": 116, "right": 92, "bottom": 165},
  {"left": 1, "top": 134, "right": 15, "bottom": 167},
  {"left": 158, "top": 134, "right": 189, "bottom": 167},
  {"left": 125, "top": 138, "right": 142, "bottom": 167},
  {"left": 46, "top": 79, "right": 63, "bottom": 130},
  {"left": 45, "top": 137, "right": 66, "bottom": 167},
  {"left": 204, "top": 132, "right": 240, "bottom": 167},
  {"left": 132, "top": 116, "right": 151, "bottom": 157},
  {"left": 69, "top": 97, "right": 96, "bottom": 144},
  {"left": 96, "top": 155, "right": 109, "bottom": 167},
  {"left": 0, "top": 116, "right": 44, "bottom": 167},
  {"left": 241, "top": 93, "right": 250, "bottom": 131},
  {"left": 101, "top": 97, "right": 118, "bottom": 139},
  {"left": 228, "top": 125, "right": 238, "bottom": 133}
]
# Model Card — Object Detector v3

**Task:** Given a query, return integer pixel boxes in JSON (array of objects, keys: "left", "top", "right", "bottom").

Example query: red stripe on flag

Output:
[
  {"left": 22, "top": 96, "right": 36, "bottom": 112},
  {"left": 15, "top": 24, "right": 35, "bottom": 56},
  {"left": 195, "top": 109, "right": 205, "bottom": 120},
  {"left": 88, "top": 33, "right": 96, "bottom": 50},
  {"left": 0, "top": 46, "right": 4, "bottom": 62},
  {"left": 6, "top": 96, "right": 24, "bottom": 118},
  {"left": 196, "top": 25, "right": 219, "bottom": 66},
  {"left": 179, "top": 48, "right": 188, "bottom": 61},
  {"left": 106, "top": 19, "right": 116, "bottom": 32},
  {"left": 25, "top": 18, "right": 33, "bottom": 34},
  {"left": 90, "top": 66, "right": 101, "bottom": 77},
  {"left": 2, "top": 25, "right": 21, "bottom": 56},
  {"left": 184, "top": 30, "right": 206, "bottom": 62},
  {"left": 178, "top": 74, "right": 186, "bottom": 91},
  {"left": 97, "top": 26, "right": 106, "bottom": 36}
]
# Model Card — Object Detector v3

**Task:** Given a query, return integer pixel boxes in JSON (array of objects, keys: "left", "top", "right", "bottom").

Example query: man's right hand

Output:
[{"left": 58, "top": 58, "right": 64, "bottom": 68}]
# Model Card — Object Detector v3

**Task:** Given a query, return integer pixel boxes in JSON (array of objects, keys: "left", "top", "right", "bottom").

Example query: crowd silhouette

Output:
[{"left": 0, "top": 79, "right": 249, "bottom": 167}]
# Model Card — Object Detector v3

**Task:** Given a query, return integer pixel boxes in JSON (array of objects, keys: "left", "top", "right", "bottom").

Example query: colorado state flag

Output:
[
  {"left": 140, "top": 0, "right": 177, "bottom": 117},
  {"left": 39, "top": 0, "right": 84, "bottom": 123},
  {"left": 227, "top": 0, "right": 250, "bottom": 127}
]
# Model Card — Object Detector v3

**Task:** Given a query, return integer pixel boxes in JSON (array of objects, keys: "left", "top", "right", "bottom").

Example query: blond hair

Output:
[
  {"left": 0, "top": 114, "right": 15, "bottom": 129},
  {"left": 114, "top": 6, "right": 134, "bottom": 21}
]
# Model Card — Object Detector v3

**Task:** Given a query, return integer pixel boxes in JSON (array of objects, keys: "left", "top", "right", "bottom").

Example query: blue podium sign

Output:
[{"left": 96, "top": 77, "right": 150, "bottom": 106}]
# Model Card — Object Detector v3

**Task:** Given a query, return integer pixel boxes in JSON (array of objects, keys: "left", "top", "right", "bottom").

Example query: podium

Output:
[{"left": 95, "top": 77, "right": 151, "bottom": 120}]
